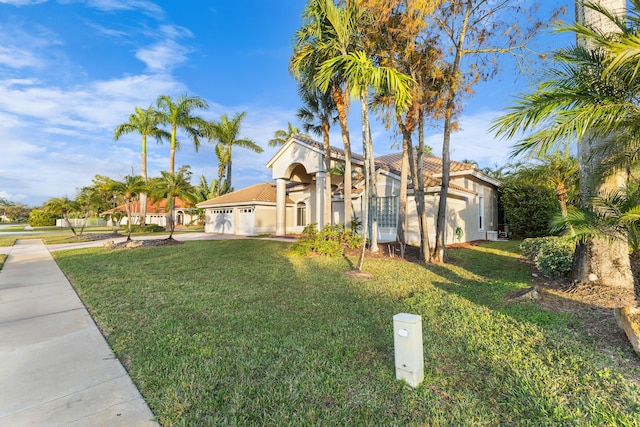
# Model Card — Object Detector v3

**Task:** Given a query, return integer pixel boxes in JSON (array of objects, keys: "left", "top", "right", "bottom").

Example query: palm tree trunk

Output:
[
  {"left": 366, "top": 120, "right": 378, "bottom": 253},
  {"left": 415, "top": 112, "right": 430, "bottom": 263},
  {"left": 168, "top": 196, "right": 176, "bottom": 239},
  {"left": 227, "top": 144, "right": 233, "bottom": 191},
  {"left": 169, "top": 124, "right": 177, "bottom": 174},
  {"left": 63, "top": 211, "right": 77, "bottom": 236},
  {"left": 141, "top": 135, "right": 147, "bottom": 226},
  {"left": 332, "top": 85, "right": 352, "bottom": 229},
  {"left": 397, "top": 120, "right": 410, "bottom": 245},
  {"left": 573, "top": 134, "right": 632, "bottom": 288},
  {"left": 322, "top": 119, "right": 332, "bottom": 226},
  {"left": 125, "top": 199, "right": 132, "bottom": 240}
]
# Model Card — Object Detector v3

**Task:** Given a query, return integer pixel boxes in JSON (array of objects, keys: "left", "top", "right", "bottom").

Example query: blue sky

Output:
[{"left": 0, "top": 0, "right": 571, "bottom": 206}]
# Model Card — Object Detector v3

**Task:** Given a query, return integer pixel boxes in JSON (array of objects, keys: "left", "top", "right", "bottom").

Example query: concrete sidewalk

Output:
[{"left": 0, "top": 240, "right": 158, "bottom": 426}]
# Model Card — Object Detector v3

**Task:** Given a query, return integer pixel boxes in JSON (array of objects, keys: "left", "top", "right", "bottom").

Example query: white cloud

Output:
[
  {"left": 135, "top": 39, "right": 191, "bottom": 72},
  {"left": 0, "top": 45, "right": 40, "bottom": 68},
  {"left": 0, "top": 0, "right": 47, "bottom": 5},
  {"left": 84, "top": 0, "right": 163, "bottom": 17}
]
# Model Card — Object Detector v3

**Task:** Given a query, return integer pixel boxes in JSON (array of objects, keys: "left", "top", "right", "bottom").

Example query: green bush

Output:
[
  {"left": 28, "top": 209, "right": 56, "bottom": 227},
  {"left": 500, "top": 183, "right": 558, "bottom": 238},
  {"left": 536, "top": 238, "right": 575, "bottom": 278},
  {"left": 290, "top": 222, "right": 362, "bottom": 257},
  {"left": 130, "top": 224, "right": 166, "bottom": 233},
  {"left": 521, "top": 236, "right": 575, "bottom": 278},
  {"left": 520, "top": 237, "right": 560, "bottom": 261}
]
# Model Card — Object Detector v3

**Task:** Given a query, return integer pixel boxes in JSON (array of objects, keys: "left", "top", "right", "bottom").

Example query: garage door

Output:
[
  {"left": 208, "top": 208, "right": 234, "bottom": 234},
  {"left": 238, "top": 207, "right": 255, "bottom": 236}
]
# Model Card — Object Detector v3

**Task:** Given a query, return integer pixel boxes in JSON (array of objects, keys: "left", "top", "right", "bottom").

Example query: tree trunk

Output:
[
  {"left": 574, "top": 134, "right": 632, "bottom": 288},
  {"left": 434, "top": 0, "right": 471, "bottom": 263},
  {"left": 227, "top": 144, "right": 233, "bottom": 191},
  {"left": 415, "top": 113, "right": 431, "bottom": 263},
  {"left": 125, "top": 199, "right": 132, "bottom": 240},
  {"left": 140, "top": 135, "right": 147, "bottom": 226},
  {"left": 572, "top": 0, "right": 633, "bottom": 289},
  {"left": 322, "top": 119, "right": 332, "bottom": 226},
  {"left": 365, "top": 101, "right": 378, "bottom": 254},
  {"left": 397, "top": 123, "right": 409, "bottom": 245},
  {"left": 357, "top": 92, "right": 370, "bottom": 271},
  {"left": 332, "top": 85, "right": 352, "bottom": 229},
  {"left": 169, "top": 124, "right": 177, "bottom": 174}
]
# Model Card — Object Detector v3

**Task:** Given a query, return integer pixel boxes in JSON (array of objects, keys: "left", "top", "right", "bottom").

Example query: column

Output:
[
  {"left": 315, "top": 172, "right": 326, "bottom": 229},
  {"left": 276, "top": 178, "right": 286, "bottom": 236}
]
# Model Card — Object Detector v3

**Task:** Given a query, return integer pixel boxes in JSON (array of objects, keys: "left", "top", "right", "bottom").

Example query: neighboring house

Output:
[
  {"left": 103, "top": 197, "right": 198, "bottom": 227},
  {"left": 197, "top": 182, "right": 294, "bottom": 235},
  {"left": 199, "top": 135, "right": 502, "bottom": 244}
]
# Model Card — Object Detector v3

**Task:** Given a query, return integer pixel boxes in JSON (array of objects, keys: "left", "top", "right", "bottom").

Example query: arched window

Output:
[{"left": 296, "top": 202, "right": 307, "bottom": 227}]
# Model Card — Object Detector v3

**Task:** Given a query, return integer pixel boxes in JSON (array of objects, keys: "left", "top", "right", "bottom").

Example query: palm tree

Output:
[
  {"left": 114, "top": 105, "right": 170, "bottom": 225},
  {"left": 491, "top": 2, "right": 636, "bottom": 289},
  {"left": 291, "top": 0, "right": 362, "bottom": 230},
  {"left": 205, "top": 112, "right": 262, "bottom": 191},
  {"left": 317, "top": 49, "right": 412, "bottom": 266},
  {"left": 149, "top": 167, "right": 196, "bottom": 239},
  {"left": 44, "top": 197, "right": 79, "bottom": 236},
  {"left": 297, "top": 83, "right": 337, "bottom": 226},
  {"left": 112, "top": 175, "right": 147, "bottom": 240},
  {"left": 517, "top": 150, "right": 579, "bottom": 221},
  {"left": 156, "top": 94, "right": 209, "bottom": 174},
  {"left": 268, "top": 122, "right": 302, "bottom": 147}
]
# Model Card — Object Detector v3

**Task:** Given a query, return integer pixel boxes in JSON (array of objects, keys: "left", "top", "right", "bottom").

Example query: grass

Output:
[
  {"left": 0, "top": 254, "right": 6, "bottom": 270},
  {"left": 53, "top": 240, "right": 640, "bottom": 426}
]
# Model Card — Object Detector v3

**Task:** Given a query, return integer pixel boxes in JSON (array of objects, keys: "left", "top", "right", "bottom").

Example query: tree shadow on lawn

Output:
[{"left": 418, "top": 245, "right": 640, "bottom": 378}]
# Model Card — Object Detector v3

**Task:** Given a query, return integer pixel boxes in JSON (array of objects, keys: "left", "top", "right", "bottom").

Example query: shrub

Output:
[
  {"left": 290, "top": 222, "right": 362, "bottom": 257},
  {"left": 521, "top": 236, "right": 575, "bottom": 278},
  {"left": 520, "top": 237, "right": 559, "bottom": 261},
  {"left": 28, "top": 209, "right": 56, "bottom": 227},
  {"left": 130, "top": 224, "right": 166, "bottom": 233},
  {"left": 536, "top": 238, "right": 575, "bottom": 278},
  {"left": 500, "top": 183, "right": 558, "bottom": 238}
]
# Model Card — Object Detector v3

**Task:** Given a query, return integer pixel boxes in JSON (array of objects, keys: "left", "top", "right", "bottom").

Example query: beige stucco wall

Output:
[{"left": 270, "top": 141, "right": 324, "bottom": 180}]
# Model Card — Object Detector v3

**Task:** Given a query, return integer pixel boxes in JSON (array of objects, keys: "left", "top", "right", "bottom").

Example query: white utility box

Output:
[{"left": 393, "top": 313, "right": 424, "bottom": 388}]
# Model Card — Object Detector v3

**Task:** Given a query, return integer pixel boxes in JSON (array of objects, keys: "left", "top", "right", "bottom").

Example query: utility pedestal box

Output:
[{"left": 393, "top": 313, "right": 424, "bottom": 388}]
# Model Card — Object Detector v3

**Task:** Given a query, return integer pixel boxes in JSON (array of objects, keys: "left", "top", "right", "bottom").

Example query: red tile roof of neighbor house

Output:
[
  {"left": 103, "top": 197, "right": 193, "bottom": 214},
  {"left": 197, "top": 182, "right": 294, "bottom": 208}
]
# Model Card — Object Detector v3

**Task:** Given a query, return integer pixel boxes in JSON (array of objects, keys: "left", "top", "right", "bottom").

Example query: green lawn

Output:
[{"left": 53, "top": 240, "right": 640, "bottom": 426}]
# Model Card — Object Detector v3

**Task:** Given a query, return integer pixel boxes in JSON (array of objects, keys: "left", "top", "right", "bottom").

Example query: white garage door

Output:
[
  {"left": 238, "top": 207, "right": 255, "bottom": 236},
  {"left": 208, "top": 208, "right": 234, "bottom": 234}
]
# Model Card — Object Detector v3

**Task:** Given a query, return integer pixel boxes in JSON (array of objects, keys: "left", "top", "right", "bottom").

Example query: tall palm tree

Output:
[
  {"left": 112, "top": 175, "right": 147, "bottom": 240},
  {"left": 291, "top": 0, "right": 362, "bottom": 230},
  {"left": 44, "top": 197, "right": 79, "bottom": 236},
  {"left": 268, "top": 122, "right": 302, "bottom": 147},
  {"left": 149, "top": 167, "right": 196, "bottom": 239},
  {"left": 317, "top": 49, "right": 412, "bottom": 266},
  {"left": 114, "top": 105, "right": 170, "bottom": 225},
  {"left": 156, "top": 94, "right": 209, "bottom": 174},
  {"left": 205, "top": 112, "right": 262, "bottom": 190},
  {"left": 297, "top": 82, "right": 337, "bottom": 226}
]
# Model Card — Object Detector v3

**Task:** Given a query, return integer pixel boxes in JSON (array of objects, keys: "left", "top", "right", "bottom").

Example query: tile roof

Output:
[
  {"left": 375, "top": 153, "right": 476, "bottom": 176},
  {"left": 197, "top": 182, "right": 294, "bottom": 207},
  {"left": 293, "top": 134, "right": 365, "bottom": 162}
]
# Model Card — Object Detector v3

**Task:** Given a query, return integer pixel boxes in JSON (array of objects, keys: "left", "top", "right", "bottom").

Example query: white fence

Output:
[{"left": 55, "top": 218, "right": 108, "bottom": 227}]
